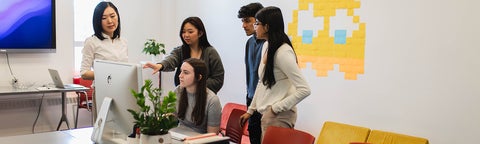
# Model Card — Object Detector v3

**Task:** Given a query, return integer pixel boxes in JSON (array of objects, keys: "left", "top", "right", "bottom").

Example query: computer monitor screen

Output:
[{"left": 93, "top": 60, "right": 143, "bottom": 136}]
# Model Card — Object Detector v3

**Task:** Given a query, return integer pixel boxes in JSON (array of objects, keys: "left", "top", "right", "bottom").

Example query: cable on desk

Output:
[
  {"left": 32, "top": 93, "right": 45, "bottom": 134},
  {"left": 5, "top": 52, "right": 19, "bottom": 85}
]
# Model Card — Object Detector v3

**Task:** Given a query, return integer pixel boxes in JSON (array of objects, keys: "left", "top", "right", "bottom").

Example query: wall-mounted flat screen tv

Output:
[{"left": 0, "top": 0, "right": 56, "bottom": 53}]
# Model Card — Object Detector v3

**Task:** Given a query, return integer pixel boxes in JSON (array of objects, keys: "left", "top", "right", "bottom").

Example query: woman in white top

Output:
[
  {"left": 79, "top": 2, "right": 126, "bottom": 119},
  {"left": 80, "top": 1, "right": 127, "bottom": 80},
  {"left": 239, "top": 6, "right": 311, "bottom": 140}
]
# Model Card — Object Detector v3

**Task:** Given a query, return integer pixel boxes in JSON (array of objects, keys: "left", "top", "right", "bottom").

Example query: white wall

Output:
[
  {"left": 156, "top": 0, "right": 480, "bottom": 144},
  {"left": 1, "top": 0, "right": 479, "bottom": 143}
]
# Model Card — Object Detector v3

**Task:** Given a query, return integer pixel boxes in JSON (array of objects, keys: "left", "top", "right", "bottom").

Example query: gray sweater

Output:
[
  {"left": 159, "top": 46, "right": 224, "bottom": 93},
  {"left": 175, "top": 87, "right": 222, "bottom": 133}
]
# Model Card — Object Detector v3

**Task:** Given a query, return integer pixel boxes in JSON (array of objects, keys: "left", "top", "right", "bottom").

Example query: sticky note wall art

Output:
[{"left": 288, "top": 0, "right": 366, "bottom": 80}]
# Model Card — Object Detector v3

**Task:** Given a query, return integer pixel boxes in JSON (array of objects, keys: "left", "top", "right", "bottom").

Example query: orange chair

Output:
[
  {"left": 74, "top": 78, "right": 94, "bottom": 128},
  {"left": 219, "top": 102, "right": 250, "bottom": 144},
  {"left": 262, "top": 126, "right": 315, "bottom": 144}
]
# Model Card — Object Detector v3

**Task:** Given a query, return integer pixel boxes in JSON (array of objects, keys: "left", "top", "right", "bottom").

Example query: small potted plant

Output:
[
  {"left": 143, "top": 39, "right": 166, "bottom": 63},
  {"left": 128, "top": 79, "right": 177, "bottom": 144}
]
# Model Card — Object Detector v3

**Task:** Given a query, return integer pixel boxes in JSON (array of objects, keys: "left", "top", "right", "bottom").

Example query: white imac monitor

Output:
[{"left": 92, "top": 60, "right": 143, "bottom": 143}]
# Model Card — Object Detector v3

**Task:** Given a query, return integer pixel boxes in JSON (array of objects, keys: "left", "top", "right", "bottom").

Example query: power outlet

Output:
[
  {"left": 11, "top": 78, "right": 18, "bottom": 84},
  {"left": 10, "top": 78, "right": 19, "bottom": 88}
]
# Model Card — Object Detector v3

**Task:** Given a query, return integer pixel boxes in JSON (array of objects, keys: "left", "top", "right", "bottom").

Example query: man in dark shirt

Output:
[{"left": 238, "top": 3, "right": 265, "bottom": 144}]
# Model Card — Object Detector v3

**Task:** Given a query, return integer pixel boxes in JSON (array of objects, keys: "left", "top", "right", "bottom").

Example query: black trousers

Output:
[{"left": 247, "top": 96, "right": 262, "bottom": 144}]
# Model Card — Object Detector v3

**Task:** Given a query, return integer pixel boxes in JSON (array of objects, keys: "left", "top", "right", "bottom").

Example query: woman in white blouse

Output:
[
  {"left": 239, "top": 6, "right": 311, "bottom": 140},
  {"left": 80, "top": 1, "right": 127, "bottom": 80}
]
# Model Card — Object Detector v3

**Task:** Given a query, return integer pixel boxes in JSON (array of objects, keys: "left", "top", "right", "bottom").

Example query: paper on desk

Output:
[
  {"left": 170, "top": 131, "right": 189, "bottom": 141},
  {"left": 184, "top": 135, "right": 229, "bottom": 144}
]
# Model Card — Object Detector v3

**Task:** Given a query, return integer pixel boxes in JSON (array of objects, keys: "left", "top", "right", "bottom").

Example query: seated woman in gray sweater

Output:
[{"left": 174, "top": 58, "right": 222, "bottom": 134}]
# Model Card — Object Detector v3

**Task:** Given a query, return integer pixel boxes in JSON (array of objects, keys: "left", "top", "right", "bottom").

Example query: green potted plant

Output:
[
  {"left": 143, "top": 39, "right": 166, "bottom": 63},
  {"left": 127, "top": 79, "right": 177, "bottom": 144}
]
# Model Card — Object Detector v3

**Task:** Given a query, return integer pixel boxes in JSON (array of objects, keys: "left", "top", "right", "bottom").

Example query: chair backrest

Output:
[
  {"left": 366, "top": 130, "right": 429, "bottom": 144},
  {"left": 226, "top": 108, "right": 247, "bottom": 143},
  {"left": 262, "top": 126, "right": 315, "bottom": 144},
  {"left": 77, "top": 78, "right": 93, "bottom": 107},
  {"left": 220, "top": 103, "right": 247, "bottom": 134},
  {"left": 79, "top": 78, "right": 93, "bottom": 94},
  {"left": 316, "top": 121, "right": 371, "bottom": 144}
]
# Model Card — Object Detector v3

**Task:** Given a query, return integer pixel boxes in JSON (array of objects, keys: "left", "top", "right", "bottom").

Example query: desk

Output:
[
  {"left": 0, "top": 86, "right": 42, "bottom": 95},
  {"left": 0, "top": 127, "right": 191, "bottom": 144},
  {"left": 0, "top": 86, "right": 89, "bottom": 131},
  {"left": 0, "top": 130, "right": 86, "bottom": 144},
  {"left": 0, "top": 127, "right": 229, "bottom": 144}
]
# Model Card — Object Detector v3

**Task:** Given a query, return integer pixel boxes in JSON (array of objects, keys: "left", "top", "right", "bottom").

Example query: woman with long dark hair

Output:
[
  {"left": 143, "top": 17, "right": 225, "bottom": 94},
  {"left": 175, "top": 58, "right": 222, "bottom": 134},
  {"left": 239, "top": 6, "right": 311, "bottom": 140}
]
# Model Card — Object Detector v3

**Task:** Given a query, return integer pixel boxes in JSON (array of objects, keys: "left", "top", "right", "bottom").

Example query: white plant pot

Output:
[
  {"left": 140, "top": 133, "right": 172, "bottom": 144},
  {"left": 151, "top": 55, "right": 162, "bottom": 63}
]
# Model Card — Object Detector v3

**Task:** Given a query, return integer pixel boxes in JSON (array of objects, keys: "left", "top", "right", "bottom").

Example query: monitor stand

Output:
[
  {"left": 91, "top": 97, "right": 112, "bottom": 143},
  {"left": 91, "top": 97, "right": 130, "bottom": 144}
]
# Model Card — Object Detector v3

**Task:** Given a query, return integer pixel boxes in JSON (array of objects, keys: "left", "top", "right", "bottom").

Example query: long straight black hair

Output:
[
  {"left": 177, "top": 58, "right": 209, "bottom": 125},
  {"left": 256, "top": 6, "right": 297, "bottom": 88},
  {"left": 92, "top": 1, "right": 121, "bottom": 40},
  {"left": 179, "top": 17, "right": 212, "bottom": 60},
  {"left": 174, "top": 17, "right": 212, "bottom": 86}
]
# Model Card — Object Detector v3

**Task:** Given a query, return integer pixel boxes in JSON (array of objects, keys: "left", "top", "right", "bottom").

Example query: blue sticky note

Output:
[
  {"left": 302, "top": 30, "right": 313, "bottom": 44},
  {"left": 334, "top": 30, "right": 347, "bottom": 44}
]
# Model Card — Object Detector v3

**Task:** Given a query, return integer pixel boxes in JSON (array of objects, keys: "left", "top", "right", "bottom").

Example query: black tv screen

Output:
[{"left": 0, "top": 0, "right": 56, "bottom": 53}]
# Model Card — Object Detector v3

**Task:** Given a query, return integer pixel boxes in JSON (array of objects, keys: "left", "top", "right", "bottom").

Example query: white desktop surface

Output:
[
  {"left": 63, "top": 127, "right": 97, "bottom": 143},
  {"left": 0, "top": 127, "right": 228, "bottom": 144},
  {"left": 0, "top": 86, "right": 39, "bottom": 95},
  {"left": 0, "top": 130, "right": 86, "bottom": 144},
  {"left": 0, "top": 127, "right": 200, "bottom": 144}
]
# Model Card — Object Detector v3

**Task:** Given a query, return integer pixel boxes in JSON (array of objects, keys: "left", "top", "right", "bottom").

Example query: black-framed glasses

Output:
[{"left": 254, "top": 21, "right": 263, "bottom": 26}]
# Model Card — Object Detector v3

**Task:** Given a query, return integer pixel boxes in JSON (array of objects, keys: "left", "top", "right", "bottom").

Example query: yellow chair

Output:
[
  {"left": 366, "top": 130, "right": 429, "bottom": 144},
  {"left": 316, "top": 121, "right": 371, "bottom": 144}
]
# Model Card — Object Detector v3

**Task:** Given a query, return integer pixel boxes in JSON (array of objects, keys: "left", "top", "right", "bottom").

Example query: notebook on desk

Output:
[
  {"left": 48, "top": 69, "right": 84, "bottom": 89},
  {"left": 169, "top": 126, "right": 229, "bottom": 144},
  {"left": 169, "top": 126, "right": 199, "bottom": 141}
]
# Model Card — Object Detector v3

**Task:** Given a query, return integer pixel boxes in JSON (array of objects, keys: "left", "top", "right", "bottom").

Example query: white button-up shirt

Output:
[{"left": 80, "top": 33, "right": 128, "bottom": 75}]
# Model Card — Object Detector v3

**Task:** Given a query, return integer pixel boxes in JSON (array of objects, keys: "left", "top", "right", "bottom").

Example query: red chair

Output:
[
  {"left": 262, "top": 126, "right": 316, "bottom": 144},
  {"left": 220, "top": 103, "right": 250, "bottom": 144},
  {"left": 74, "top": 78, "right": 94, "bottom": 128},
  {"left": 226, "top": 108, "right": 248, "bottom": 143}
]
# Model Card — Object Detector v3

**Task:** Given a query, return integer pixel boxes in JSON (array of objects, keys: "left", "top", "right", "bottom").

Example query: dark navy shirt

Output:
[{"left": 245, "top": 35, "right": 265, "bottom": 99}]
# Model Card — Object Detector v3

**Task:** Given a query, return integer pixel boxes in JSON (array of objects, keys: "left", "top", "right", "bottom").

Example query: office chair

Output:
[
  {"left": 220, "top": 103, "right": 247, "bottom": 134},
  {"left": 262, "top": 126, "right": 315, "bottom": 144},
  {"left": 316, "top": 121, "right": 371, "bottom": 144},
  {"left": 74, "top": 78, "right": 94, "bottom": 128},
  {"left": 219, "top": 103, "right": 250, "bottom": 143},
  {"left": 226, "top": 108, "right": 248, "bottom": 143},
  {"left": 366, "top": 130, "right": 429, "bottom": 144}
]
